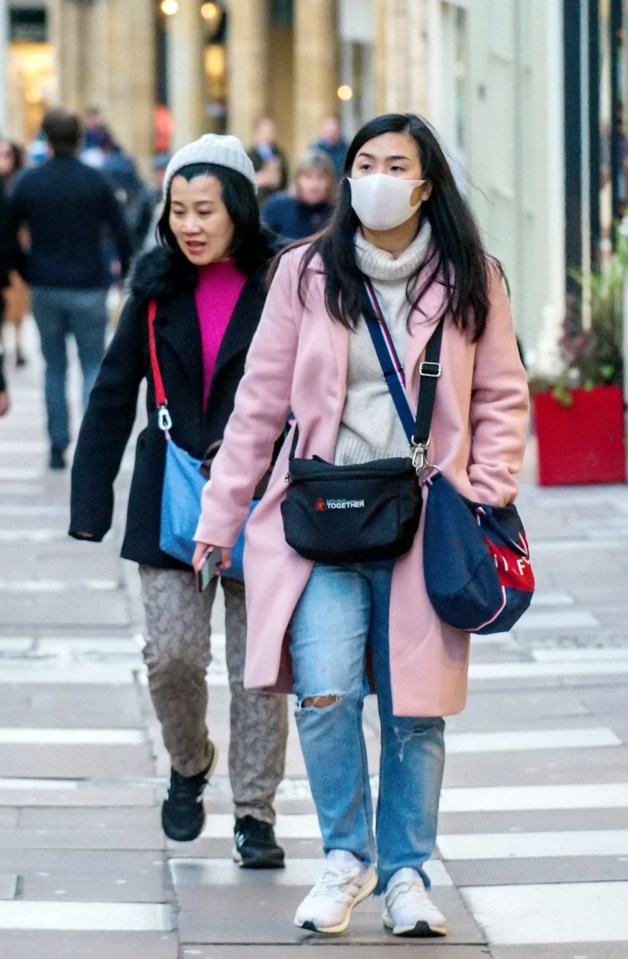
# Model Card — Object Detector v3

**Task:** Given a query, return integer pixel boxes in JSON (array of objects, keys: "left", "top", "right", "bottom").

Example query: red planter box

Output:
[{"left": 534, "top": 385, "right": 626, "bottom": 486}]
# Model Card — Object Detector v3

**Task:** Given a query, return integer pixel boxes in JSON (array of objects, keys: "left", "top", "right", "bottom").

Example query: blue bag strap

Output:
[
  {"left": 363, "top": 280, "right": 415, "bottom": 439},
  {"left": 363, "top": 278, "right": 443, "bottom": 454}
]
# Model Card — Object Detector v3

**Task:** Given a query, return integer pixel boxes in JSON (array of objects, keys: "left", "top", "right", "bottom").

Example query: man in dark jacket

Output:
[
  {"left": 10, "top": 107, "right": 132, "bottom": 468},
  {"left": 247, "top": 117, "right": 288, "bottom": 208},
  {"left": 310, "top": 114, "right": 349, "bottom": 182}
]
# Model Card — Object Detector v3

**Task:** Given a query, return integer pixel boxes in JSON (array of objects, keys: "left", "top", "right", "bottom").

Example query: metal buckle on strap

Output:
[
  {"left": 157, "top": 405, "right": 172, "bottom": 431},
  {"left": 410, "top": 438, "right": 430, "bottom": 472},
  {"left": 419, "top": 361, "right": 441, "bottom": 378}
]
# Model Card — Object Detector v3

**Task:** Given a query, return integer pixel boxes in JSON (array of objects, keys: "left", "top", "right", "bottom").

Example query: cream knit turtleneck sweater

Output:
[{"left": 334, "top": 220, "right": 432, "bottom": 466}]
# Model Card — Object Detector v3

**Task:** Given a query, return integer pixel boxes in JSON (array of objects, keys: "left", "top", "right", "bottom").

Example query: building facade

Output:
[
  {"left": 0, "top": 0, "right": 155, "bottom": 176},
  {"left": 1, "top": 0, "right": 626, "bottom": 366},
  {"left": 430, "top": 0, "right": 566, "bottom": 369}
]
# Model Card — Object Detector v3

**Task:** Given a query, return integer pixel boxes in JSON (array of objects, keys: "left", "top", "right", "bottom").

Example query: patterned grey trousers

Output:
[{"left": 139, "top": 566, "right": 288, "bottom": 824}]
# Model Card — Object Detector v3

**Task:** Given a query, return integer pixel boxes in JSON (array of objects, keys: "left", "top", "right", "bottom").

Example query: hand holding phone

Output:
[{"left": 195, "top": 548, "right": 221, "bottom": 592}]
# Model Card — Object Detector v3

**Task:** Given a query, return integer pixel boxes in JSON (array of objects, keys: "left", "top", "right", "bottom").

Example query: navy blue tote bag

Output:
[
  {"left": 361, "top": 280, "right": 534, "bottom": 634},
  {"left": 422, "top": 471, "right": 534, "bottom": 634}
]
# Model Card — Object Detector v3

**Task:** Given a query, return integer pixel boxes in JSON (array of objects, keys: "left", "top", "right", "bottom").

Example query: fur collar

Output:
[
  {"left": 129, "top": 246, "right": 196, "bottom": 302},
  {"left": 129, "top": 244, "right": 273, "bottom": 303}
]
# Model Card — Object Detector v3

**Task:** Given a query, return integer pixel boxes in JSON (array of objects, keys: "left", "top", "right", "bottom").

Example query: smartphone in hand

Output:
[{"left": 195, "top": 549, "right": 221, "bottom": 592}]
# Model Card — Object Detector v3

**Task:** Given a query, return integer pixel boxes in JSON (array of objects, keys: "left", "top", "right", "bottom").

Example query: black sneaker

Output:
[
  {"left": 161, "top": 744, "right": 218, "bottom": 842},
  {"left": 49, "top": 447, "right": 66, "bottom": 470},
  {"left": 233, "top": 815, "right": 286, "bottom": 868}
]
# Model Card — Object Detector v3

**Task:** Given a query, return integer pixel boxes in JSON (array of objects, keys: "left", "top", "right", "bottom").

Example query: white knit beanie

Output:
[{"left": 163, "top": 133, "right": 257, "bottom": 197}]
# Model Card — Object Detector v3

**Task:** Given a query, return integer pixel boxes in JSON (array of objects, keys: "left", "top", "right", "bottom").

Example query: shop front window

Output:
[
  {"left": 340, "top": 40, "right": 373, "bottom": 136},
  {"left": 202, "top": 1, "right": 227, "bottom": 131},
  {"left": 5, "top": 3, "right": 54, "bottom": 145},
  {"left": 593, "top": 0, "right": 625, "bottom": 264},
  {"left": 339, "top": 0, "right": 374, "bottom": 138}
]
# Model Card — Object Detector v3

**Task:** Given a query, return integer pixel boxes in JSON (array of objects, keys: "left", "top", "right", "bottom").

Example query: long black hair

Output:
[
  {"left": 157, "top": 162, "right": 276, "bottom": 279},
  {"left": 295, "top": 113, "right": 494, "bottom": 340}
]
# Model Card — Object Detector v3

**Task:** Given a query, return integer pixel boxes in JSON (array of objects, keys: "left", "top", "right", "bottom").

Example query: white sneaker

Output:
[
  {"left": 294, "top": 849, "right": 377, "bottom": 935},
  {"left": 383, "top": 867, "right": 447, "bottom": 937}
]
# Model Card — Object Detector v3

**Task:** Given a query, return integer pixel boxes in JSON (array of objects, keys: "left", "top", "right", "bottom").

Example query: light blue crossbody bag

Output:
[{"left": 149, "top": 299, "right": 250, "bottom": 573}]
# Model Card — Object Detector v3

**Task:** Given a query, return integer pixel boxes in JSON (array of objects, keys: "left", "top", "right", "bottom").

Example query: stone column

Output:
[
  {"left": 167, "top": 0, "right": 207, "bottom": 148},
  {"left": 373, "top": 0, "right": 388, "bottom": 117},
  {"left": 49, "top": 0, "right": 85, "bottom": 112},
  {"left": 382, "top": 0, "right": 407, "bottom": 114},
  {"left": 406, "top": 0, "right": 429, "bottom": 116},
  {"left": 375, "top": 0, "right": 429, "bottom": 116},
  {"left": 293, "top": 0, "right": 340, "bottom": 157},
  {"left": 81, "top": 0, "right": 110, "bottom": 115},
  {"left": 105, "top": 0, "right": 155, "bottom": 177},
  {"left": 51, "top": 0, "right": 155, "bottom": 177},
  {"left": 227, "top": 0, "right": 270, "bottom": 146}
]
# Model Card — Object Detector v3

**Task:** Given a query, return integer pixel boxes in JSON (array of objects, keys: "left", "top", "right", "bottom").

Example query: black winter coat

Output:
[
  {"left": 69, "top": 246, "right": 271, "bottom": 568},
  {"left": 0, "top": 180, "right": 13, "bottom": 394}
]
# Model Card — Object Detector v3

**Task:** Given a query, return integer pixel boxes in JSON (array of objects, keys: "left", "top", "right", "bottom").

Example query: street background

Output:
[
  {"left": 0, "top": 319, "right": 627, "bottom": 958},
  {"left": 1, "top": 0, "right": 623, "bottom": 373}
]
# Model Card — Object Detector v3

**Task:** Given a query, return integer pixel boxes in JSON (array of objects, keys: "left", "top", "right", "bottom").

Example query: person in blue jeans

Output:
[
  {"left": 10, "top": 108, "right": 132, "bottom": 469},
  {"left": 192, "top": 113, "right": 529, "bottom": 937},
  {"left": 290, "top": 560, "right": 445, "bottom": 905}
]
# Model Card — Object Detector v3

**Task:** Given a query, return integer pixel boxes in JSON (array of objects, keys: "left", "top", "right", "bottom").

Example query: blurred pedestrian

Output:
[
  {"left": 9, "top": 108, "right": 132, "bottom": 470},
  {"left": 100, "top": 139, "right": 154, "bottom": 254},
  {"left": 25, "top": 129, "right": 47, "bottom": 167},
  {"left": 0, "top": 344, "right": 7, "bottom": 415},
  {"left": 139, "top": 153, "right": 171, "bottom": 253},
  {"left": 262, "top": 149, "right": 335, "bottom": 241},
  {"left": 192, "top": 113, "right": 529, "bottom": 936},
  {"left": 0, "top": 330, "right": 7, "bottom": 415},
  {"left": 80, "top": 105, "right": 112, "bottom": 168},
  {"left": 154, "top": 104, "right": 173, "bottom": 157},
  {"left": 0, "top": 137, "right": 30, "bottom": 366},
  {"left": 0, "top": 138, "right": 25, "bottom": 185},
  {"left": 247, "top": 117, "right": 288, "bottom": 207},
  {"left": 310, "top": 114, "right": 349, "bottom": 181},
  {"left": 69, "top": 134, "right": 289, "bottom": 868},
  {"left": 0, "top": 177, "right": 11, "bottom": 415}
]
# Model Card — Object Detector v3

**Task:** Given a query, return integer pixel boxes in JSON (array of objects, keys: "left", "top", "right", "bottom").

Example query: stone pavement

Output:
[{"left": 0, "top": 318, "right": 627, "bottom": 958}]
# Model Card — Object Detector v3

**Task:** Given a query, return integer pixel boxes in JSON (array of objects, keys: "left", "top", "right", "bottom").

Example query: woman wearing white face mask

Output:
[{"left": 193, "top": 114, "right": 529, "bottom": 938}]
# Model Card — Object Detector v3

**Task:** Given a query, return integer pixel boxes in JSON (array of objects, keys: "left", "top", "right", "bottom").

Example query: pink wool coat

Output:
[{"left": 195, "top": 245, "right": 529, "bottom": 717}]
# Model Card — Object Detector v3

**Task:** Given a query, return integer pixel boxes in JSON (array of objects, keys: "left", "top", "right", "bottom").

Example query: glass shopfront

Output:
[
  {"left": 3, "top": 3, "right": 55, "bottom": 145},
  {"left": 564, "top": 0, "right": 627, "bottom": 277}
]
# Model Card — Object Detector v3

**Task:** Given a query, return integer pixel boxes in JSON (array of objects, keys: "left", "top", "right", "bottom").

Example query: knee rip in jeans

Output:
[
  {"left": 393, "top": 724, "right": 433, "bottom": 761},
  {"left": 299, "top": 694, "right": 342, "bottom": 710}
]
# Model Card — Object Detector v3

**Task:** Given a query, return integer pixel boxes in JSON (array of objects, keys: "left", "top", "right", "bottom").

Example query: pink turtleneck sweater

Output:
[{"left": 195, "top": 259, "right": 247, "bottom": 403}]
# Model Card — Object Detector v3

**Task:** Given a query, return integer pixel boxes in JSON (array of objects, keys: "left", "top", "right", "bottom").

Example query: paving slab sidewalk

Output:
[{"left": 1, "top": 319, "right": 627, "bottom": 957}]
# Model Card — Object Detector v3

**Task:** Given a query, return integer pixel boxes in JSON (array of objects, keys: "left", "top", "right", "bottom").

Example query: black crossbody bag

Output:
[{"left": 280, "top": 283, "right": 443, "bottom": 564}]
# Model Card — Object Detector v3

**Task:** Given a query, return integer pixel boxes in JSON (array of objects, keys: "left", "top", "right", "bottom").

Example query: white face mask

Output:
[{"left": 348, "top": 173, "right": 425, "bottom": 231}]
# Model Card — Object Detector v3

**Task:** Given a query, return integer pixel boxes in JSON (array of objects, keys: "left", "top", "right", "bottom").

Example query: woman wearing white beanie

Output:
[{"left": 70, "top": 133, "right": 288, "bottom": 867}]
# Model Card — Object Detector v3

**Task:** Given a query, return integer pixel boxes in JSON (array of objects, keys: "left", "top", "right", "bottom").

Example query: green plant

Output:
[{"left": 529, "top": 228, "right": 626, "bottom": 406}]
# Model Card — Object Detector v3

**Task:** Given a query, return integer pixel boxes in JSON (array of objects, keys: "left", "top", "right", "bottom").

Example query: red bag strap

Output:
[{"left": 147, "top": 299, "right": 172, "bottom": 431}]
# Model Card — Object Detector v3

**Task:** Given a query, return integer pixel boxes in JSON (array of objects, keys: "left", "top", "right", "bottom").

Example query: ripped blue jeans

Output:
[{"left": 290, "top": 559, "right": 445, "bottom": 893}]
